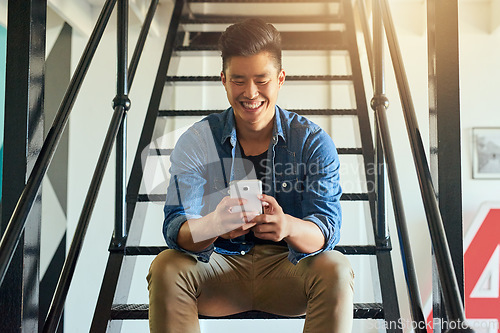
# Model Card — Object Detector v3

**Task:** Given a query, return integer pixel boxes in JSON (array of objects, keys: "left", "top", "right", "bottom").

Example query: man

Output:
[{"left": 147, "top": 18, "right": 354, "bottom": 332}]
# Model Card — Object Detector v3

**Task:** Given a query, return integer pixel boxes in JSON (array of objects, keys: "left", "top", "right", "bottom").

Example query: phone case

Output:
[{"left": 229, "top": 179, "right": 263, "bottom": 214}]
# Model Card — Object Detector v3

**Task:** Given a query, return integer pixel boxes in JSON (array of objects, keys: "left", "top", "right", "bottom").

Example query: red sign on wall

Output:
[
  {"left": 464, "top": 203, "right": 500, "bottom": 332},
  {"left": 424, "top": 202, "right": 500, "bottom": 332}
]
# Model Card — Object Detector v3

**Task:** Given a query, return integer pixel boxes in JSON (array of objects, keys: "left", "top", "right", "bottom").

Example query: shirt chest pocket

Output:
[
  {"left": 275, "top": 175, "right": 302, "bottom": 217},
  {"left": 273, "top": 147, "right": 301, "bottom": 216}
]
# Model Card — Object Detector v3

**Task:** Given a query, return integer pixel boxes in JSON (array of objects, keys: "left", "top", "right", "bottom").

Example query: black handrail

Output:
[
  {"left": 42, "top": 107, "right": 129, "bottom": 333},
  {"left": 128, "top": 0, "right": 159, "bottom": 87},
  {"left": 0, "top": 0, "right": 117, "bottom": 288},
  {"left": 113, "top": 0, "right": 159, "bottom": 248},
  {"left": 43, "top": 0, "right": 162, "bottom": 330},
  {"left": 361, "top": 0, "right": 473, "bottom": 330},
  {"left": 113, "top": 0, "right": 131, "bottom": 249},
  {"left": 90, "top": 1, "right": 181, "bottom": 330},
  {"left": 42, "top": 0, "right": 129, "bottom": 330},
  {"left": 354, "top": 0, "right": 374, "bottom": 85},
  {"left": 355, "top": 0, "right": 426, "bottom": 330}
]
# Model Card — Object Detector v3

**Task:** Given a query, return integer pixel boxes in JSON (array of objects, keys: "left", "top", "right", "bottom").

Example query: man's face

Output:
[{"left": 221, "top": 51, "right": 285, "bottom": 131}]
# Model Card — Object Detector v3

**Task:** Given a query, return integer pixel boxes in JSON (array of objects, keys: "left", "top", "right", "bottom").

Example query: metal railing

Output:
[
  {"left": 0, "top": 0, "right": 117, "bottom": 287},
  {"left": 0, "top": 0, "right": 159, "bottom": 331},
  {"left": 355, "top": 0, "right": 473, "bottom": 331},
  {"left": 354, "top": 0, "right": 425, "bottom": 330},
  {"left": 43, "top": 0, "right": 161, "bottom": 331}
]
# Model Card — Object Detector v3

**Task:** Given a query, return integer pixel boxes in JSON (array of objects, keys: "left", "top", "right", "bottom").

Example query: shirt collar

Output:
[{"left": 221, "top": 106, "right": 286, "bottom": 147}]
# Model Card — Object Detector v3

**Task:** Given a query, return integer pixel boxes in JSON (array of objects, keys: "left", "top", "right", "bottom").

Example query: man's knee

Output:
[
  {"left": 307, "top": 250, "right": 354, "bottom": 291},
  {"left": 147, "top": 249, "right": 197, "bottom": 287}
]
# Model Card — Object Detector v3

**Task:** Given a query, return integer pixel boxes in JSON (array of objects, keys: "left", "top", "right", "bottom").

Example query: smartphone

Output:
[{"left": 229, "top": 179, "right": 263, "bottom": 214}]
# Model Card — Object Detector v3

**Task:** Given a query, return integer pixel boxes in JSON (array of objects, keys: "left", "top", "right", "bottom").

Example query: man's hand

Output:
[
  {"left": 252, "top": 194, "right": 326, "bottom": 254},
  {"left": 218, "top": 223, "right": 256, "bottom": 240},
  {"left": 177, "top": 196, "right": 258, "bottom": 251},
  {"left": 250, "top": 194, "right": 291, "bottom": 242},
  {"left": 189, "top": 196, "right": 259, "bottom": 243},
  {"left": 210, "top": 196, "right": 259, "bottom": 237}
]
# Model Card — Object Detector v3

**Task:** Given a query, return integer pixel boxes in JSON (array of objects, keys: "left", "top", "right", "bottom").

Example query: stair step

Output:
[
  {"left": 188, "top": 0, "right": 340, "bottom": 3},
  {"left": 158, "top": 109, "right": 357, "bottom": 117},
  {"left": 110, "top": 303, "right": 383, "bottom": 320},
  {"left": 177, "top": 31, "right": 345, "bottom": 52},
  {"left": 177, "top": 44, "right": 346, "bottom": 52},
  {"left": 129, "top": 193, "right": 368, "bottom": 203},
  {"left": 181, "top": 15, "right": 343, "bottom": 25},
  {"left": 166, "top": 75, "right": 353, "bottom": 83},
  {"left": 150, "top": 147, "right": 362, "bottom": 156},
  {"left": 123, "top": 245, "right": 381, "bottom": 256}
]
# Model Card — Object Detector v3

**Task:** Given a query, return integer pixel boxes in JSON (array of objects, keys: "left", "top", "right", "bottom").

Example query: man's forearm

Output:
[
  {"left": 284, "top": 215, "right": 325, "bottom": 254},
  {"left": 177, "top": 215, "right": 218, "bottom": 253}
]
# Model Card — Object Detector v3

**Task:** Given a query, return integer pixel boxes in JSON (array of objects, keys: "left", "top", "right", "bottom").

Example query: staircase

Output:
[{"left": 91, "top": 0, "right": 402, "bottom": 331}]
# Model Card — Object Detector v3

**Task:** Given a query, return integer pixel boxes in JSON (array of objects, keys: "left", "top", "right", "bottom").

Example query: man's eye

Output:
[
  {"left": 256, "top": 81, "right": 268, "bottom": 85},
  {"left": 233, "top": 81, "right": 244, "bottom": 86}
]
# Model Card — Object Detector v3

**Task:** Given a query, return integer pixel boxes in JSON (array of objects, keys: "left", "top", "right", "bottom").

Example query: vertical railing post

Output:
[
  {"left": 370, "top": 1, "right": 426, "bottom": 330},
  {"left": 0, "top": 0, "right": 117, "bottom": 288},
  {"left": 0, "top": 0, "right": 46, "bottom": 331},
  {"left": 372, "top": 0, "right": 389, "bottom": 246},
  {"left": 112, "top": 0, "right": 131, "bottom": 248},
  {"left": 375, "top": 124, "right": 387, "bottom": 244},
  {"left": 427, "top": 0, "right": 463, "bottom": 330},
  {"left": 377, "top": 0, "right": 473, "bottom": 330}
]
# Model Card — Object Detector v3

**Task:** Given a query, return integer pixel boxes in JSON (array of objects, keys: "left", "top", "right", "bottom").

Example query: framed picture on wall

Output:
[{"left": 472, "top": 128, "right": 500, "bottom": 179}]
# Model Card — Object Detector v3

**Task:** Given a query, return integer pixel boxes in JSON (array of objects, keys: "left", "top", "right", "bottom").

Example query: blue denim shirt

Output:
[{"left": 163, "top": 106, "right": 342, "bottom": 264}]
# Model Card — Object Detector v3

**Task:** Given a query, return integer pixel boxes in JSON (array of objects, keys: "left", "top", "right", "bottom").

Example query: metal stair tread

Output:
[
  {"left": 150, "top": 147, "right": 362, "bottom": 156},
  {"left": 185, "top": 31, "right": 344, "bottom": 42},
  {"left": 158, "top": 109, "right": 358, "bottom": 116},
  {"left": 177, "top": 31, "right": 345, "bottom": 51},
  {"left": 130, "top": 192, "right": 369, "bottom": 202},
  {"left": 123, "top": 245, "right": 383, "bottom": 256},
  {"left": 166, "top": 75, "right": 353, "bottom": 82},
  {"left": 188, "top": 0, "right": 341, "bottom": 3},
  {"left": 177, "top": 45, "right": 346, "bottom": 52},
  {"left": 110, "top": 303, "right": 383, "bottom": 320},
  {"left": 181, "top": 15, "right": 343, "bottom": 25}
]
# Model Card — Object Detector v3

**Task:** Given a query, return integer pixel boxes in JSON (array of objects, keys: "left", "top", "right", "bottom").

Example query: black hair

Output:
[{"left": 218, "top": 18, "right": 282, "bottom": 73}]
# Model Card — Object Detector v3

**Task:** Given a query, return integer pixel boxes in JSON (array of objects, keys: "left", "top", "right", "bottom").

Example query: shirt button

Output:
[
  {"left": 240, "top": 251, "right": 246, "bottom": 255},
  {"left": 282, "top": 182, "right": 288, "bottom": 188}
]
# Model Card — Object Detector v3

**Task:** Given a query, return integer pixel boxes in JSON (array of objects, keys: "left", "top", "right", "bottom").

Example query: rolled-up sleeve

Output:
[
  {"left": 288, "top": 128, "right": 342, "bottom": 264},
  {"left": 162, "top": 125, "right": 215, "bottom": 262}
]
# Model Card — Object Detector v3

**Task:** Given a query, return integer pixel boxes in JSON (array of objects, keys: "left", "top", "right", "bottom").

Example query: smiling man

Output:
[{"left": 147, "top": 19, "right": 354, "bottom": 333}]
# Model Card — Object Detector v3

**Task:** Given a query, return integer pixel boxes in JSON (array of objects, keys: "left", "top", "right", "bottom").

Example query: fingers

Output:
[
  {"left": 241, "top": 221, "right": 257, "bottom": 230},
  {"left": 259, "top": 194, "right": 278, "bottom": 205},
  {"left": 219, "top": 224, "right": 255, "bottom": 239},
  {"left": 220, "top": 197, "right": 262, "bottom": 217},
  {"left": 259, "top": 194, "right": 282, "bottom": 213},
  {"left": 220, "top": 196, "right": 247, "bottom": 211},
  {"left": 241, "top": 211, "right": 259, "bottom": 222},
  {"left": 250, "top": 212, "right": 275, "bottom": 225},
  {"left": 251, "top": 228, "right": 276, "bottom": 241}
]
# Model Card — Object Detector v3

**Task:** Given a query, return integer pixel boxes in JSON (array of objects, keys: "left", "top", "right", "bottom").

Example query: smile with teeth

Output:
[{"left": 240, "top": 101, "right": 264, "bottom": 110}]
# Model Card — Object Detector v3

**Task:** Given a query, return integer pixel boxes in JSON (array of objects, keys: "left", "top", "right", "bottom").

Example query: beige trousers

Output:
[{"left": 147, "top": 245, "right": 354, "bottom": 333}]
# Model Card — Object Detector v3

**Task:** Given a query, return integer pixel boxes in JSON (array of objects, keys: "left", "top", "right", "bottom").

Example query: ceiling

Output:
[
  {"left": 0, "top": 0, "right": 173, "bottom": 36},
  {"left": 1, "top": 0, "right": 500, "bottom": 36}
]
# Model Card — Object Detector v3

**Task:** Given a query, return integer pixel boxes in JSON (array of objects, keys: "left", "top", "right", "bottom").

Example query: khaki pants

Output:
[{"left": 147, "top": 245, "right": 354, "bottom": 333}]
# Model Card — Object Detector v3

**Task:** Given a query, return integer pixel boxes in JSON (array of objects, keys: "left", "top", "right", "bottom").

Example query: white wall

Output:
[
  {"left": 63, "top": 14, "right": 166, "bottom": 332},
  {"left": 460, "top": 3, "right": 500, "bottom": 229},
  {"left": 48, "top": 1, "right": 500, "bottom": 332}
]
